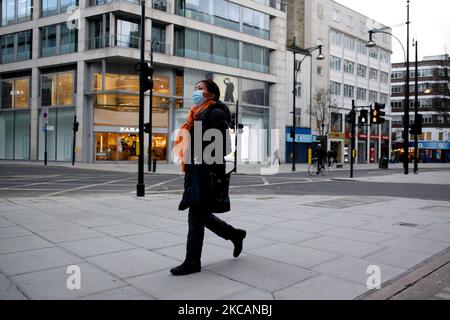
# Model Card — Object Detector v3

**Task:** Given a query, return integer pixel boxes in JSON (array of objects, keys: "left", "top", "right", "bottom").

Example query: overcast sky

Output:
[{"left": 334, "top": 0, "right": 450, "bottom": 63}]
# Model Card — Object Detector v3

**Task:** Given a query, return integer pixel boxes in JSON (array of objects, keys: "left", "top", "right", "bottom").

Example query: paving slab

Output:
[
  {"left": 271, "top": 220, "right": 335, "bottom": 233},
  {"left": 0, "top": 226, "right": 32, "bottom": 239},
  {"left": 79, "top": 286, "right": 154, "bottom": 300},
  {"left": 11, "top": 263, "right": 126, "bottom": 300},
  {"left": 418, "top": 230, "right": 450, "bottom": 244},
  {"left": 120, "top": 231, "right": 186, "bottom": 250},
  {"left": 274, "top": 274, "right": 368, "bottom": 300},
  {"left": 37, "top": 227, "right": 104, "bottom": 243},
  {"left": 0, "top": 247, "right": 82, "bottom": 276},
  {"left": 0, "top": 274, "right": 27, "bottom": 300},
  {"left": 363, "top": 247, "right": 435, "bottom": 269},
  {"left": 251, "top": 226, "right": 319, "bottom": 243},
  {"left": 87, "top": 248, "right": 178, "bottom": 279},
  {"left": 19, "top": 220, "right": 80, "bottom": 232},
  {"left": 0, "top": 235, "right": 54, "bottom": 255},
  {"left": 319, "top": 227, "right": 395, "bottom": 244},
  {"left": 312, "top": 256, "right": 406, "bottom": 286},
  {"left": 58, "top": 236, "right": 136, "bottom": 258},
  {"left": 127, "top": 269, "right": 252, "bottom": 300},
  {"left": 93, "top": 223, "right": 155, "bottom": 237},
  {"left": 380, "top": 236, "right": 449, "bottom": 255},
  {"left": 205, "top": 255, "right": 317, "bottom": 292},
  {"left": 297, "top": 236, "right": 383, "bottom": 258},
  {"left": 252, "top": 243, "right": 339, "bottom": 269}
]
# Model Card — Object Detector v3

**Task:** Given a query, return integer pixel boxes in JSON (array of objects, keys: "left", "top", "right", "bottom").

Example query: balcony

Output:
[
  {"left": 87, "top": 34, "right": 171, "bottom": 55},
  {"left": 89, "top": 0, "right": 170, "bottom": 12}
]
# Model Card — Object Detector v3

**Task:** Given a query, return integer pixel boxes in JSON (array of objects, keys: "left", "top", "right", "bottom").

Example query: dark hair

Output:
[{"left": 197, "top": 79, "right": 220, "bottom": 102}]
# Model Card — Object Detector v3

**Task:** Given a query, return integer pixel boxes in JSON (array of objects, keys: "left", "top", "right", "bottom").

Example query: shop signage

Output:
[
  {"left": 381, "top": 135, "right": 389, "bottom": 141},
  {"left": 119, "top": 127, "right": 139, "bottom": 133},
  {"left": 42, "top": 125, "right": 54, "bottom": 132},
  {"left": 413, "top": 142, "right": 450, "bottom": 150},
  {"left": 370, "top": 135, "right": 379, "bottom": 140},
  {"left": 359, "top": 134, "right": 368, "bottom": 139},
  {"left": 329, "top": 132, "right": 345, "bottom": 140},
  {"left": 285, "top": 127, "right": 315, "bottom": 143},
  {"left": 41, "top": 108, "right": 49, "bottom": 124}
]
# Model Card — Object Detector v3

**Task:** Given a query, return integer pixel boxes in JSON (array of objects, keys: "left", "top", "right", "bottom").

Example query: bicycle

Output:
[{"left": 308, "top": 157, "right": 329, "bottom": 176}]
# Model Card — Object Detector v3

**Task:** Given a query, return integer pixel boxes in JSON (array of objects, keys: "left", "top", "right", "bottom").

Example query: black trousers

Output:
[{"left": 186, "top": 206, "right": 236, "bottom": 261}]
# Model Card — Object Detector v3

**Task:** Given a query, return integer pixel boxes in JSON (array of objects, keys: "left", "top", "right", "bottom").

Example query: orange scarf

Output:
[{"left": 174, "top": 99, "right": 216, "bottom": 172}]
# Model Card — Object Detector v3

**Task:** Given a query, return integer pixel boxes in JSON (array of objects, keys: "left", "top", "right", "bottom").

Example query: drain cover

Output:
[{"left": 396, "top": 222, "right": 419, "bottom": 228}]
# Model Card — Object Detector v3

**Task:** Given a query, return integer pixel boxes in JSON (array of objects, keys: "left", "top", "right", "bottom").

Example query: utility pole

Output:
[
  {"left": 413, "top": 39, "right": 419, "bottom": 174},
  {"left": 137, "top": 0, "right": 146, "bottom": 197},
  {"left": 44, "top": 123, "right": 48, "bottom": 166},
  {"left": 350, "top": 100, "right": 356, "bottom": 178},
  {"left": 292, "top": 37, "right": 297, "bottom": 172},
  {"left": 72, "top": 115, "right": 79, "bottom": 166},
  {"left": 403, "top": 0, "right": 410, "bottom": 175},
  {"left": 148, "top": 41, "right": 154, "bottom": 173}
]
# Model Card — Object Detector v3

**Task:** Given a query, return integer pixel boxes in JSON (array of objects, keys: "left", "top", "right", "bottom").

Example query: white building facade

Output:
[
  {"left": 0, "top": 0, "right": 288, "bottom": 164},
  {"left": 286, "top": 0, "right": 392, "bottom": 164}
]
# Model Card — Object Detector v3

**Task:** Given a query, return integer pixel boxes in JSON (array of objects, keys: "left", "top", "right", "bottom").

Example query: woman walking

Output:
[{"left": 171, "top": 79, "right": 246, "bottom": 276}]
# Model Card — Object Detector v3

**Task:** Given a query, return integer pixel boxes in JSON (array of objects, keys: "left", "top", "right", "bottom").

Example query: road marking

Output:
[
  {"left": 261, "top": 177, "right": 269, "bottom": 185},
  {"left": 1, "top": 179, "right": 80, "bottom": 190},
  {"left": 40, "top": 177, "right": 135, "bottom": 197},
  {"left": 126, "top": 176, "right": 185, "bottom": 194}
]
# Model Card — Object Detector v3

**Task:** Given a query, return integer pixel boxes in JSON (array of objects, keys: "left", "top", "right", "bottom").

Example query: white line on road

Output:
[
  {"left": 126, "top": 176, "right": 185, "bottom": 194},
  {"left": 1, "top": 179, "right": 80, "bottom": 190},
  {"left": 40, "top": 177, "right": 135, "bottom": 197},
  {"left": 261, "top": 177, "right": 269, "bottom": 185}
]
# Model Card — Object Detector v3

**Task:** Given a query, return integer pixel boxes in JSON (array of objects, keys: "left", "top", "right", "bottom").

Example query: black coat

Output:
[{"left": 178, "top": 101, "right": 232, "bottom": 214}]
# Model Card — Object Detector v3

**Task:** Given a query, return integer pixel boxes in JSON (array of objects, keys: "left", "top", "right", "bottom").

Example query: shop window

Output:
[
  {"left": 331, "top": 113, "right": 342, "bottom": 132},
  {"left": 41, "top": 71, "right": 75, "bottom": 106},
  {"left": 1, "top": 77, "right": 30, "bottom": 109}
]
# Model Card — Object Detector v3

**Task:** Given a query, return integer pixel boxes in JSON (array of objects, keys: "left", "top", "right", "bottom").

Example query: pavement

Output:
[{"left": 1, "top": 190, "right": 450, "bottom": 300}]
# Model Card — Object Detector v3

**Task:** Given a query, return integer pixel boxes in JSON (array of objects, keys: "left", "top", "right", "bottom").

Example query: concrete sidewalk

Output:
[
  {"left": 1, "top": 193, "right": 450, "bottom": 300},
  {"left": 1, "top": 159, "right": 450, "bottom": 175}
]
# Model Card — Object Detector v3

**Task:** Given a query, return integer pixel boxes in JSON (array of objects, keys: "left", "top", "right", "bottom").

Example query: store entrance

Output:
[{"left": 95, "top": 132, "right": 139, "bottom": 161}]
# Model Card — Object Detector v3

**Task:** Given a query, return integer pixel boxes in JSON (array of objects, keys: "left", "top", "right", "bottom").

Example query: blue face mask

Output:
[{"left": 192, "top": 90, "right": 206, "bottom": 105}]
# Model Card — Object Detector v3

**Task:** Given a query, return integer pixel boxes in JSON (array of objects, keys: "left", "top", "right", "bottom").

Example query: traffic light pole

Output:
[
  {"left": 72, "top": 115, "right": 77, "bottom": 166},
  {"left": 44, "top": 124, "right": 48, "bottom": 166},
  {"left": 413, "top": 40, "right": 419, "bottom": 174},
  {"left": 350, "top": 100, "right": 356, "bottom": 179},
  {"left": 137, "top": 1, "right": 146, "bottom": 197},
  {"left": 147, "top": 42, "right": 154, "bottom": 173}
]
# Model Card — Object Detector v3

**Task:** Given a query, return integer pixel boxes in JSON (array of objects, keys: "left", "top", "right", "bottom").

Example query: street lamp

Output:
[
  {"left": 288, "top": 37, "right": 325, "bottom": 172},
  {"left": 367, "top": 1, "right": 410, "bottom": 174}
]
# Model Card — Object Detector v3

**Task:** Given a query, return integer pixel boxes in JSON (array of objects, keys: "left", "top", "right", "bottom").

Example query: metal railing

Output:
[
  {"left": 90, "top": 0, "right": 170, "bottom": 12},
  {"left": 87, "top": 34, "right": 140, "bottom": 50}
]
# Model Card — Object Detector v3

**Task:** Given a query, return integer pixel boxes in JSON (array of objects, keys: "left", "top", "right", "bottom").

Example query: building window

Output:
[
  {"left": 380, "top": 71, "right": 389, "bottom": 83},
  {"left": 242, "top": 42, "right": 269, "bottom": 73},
  {"left": 332, "top": 9, "right": 340, "bottom": 22},
  {"left": 40, "top": 71, "right": 75, "bottom": 106},
  {"left": 369, "top": 90, "right": 378, "bottom": 103},
  {"left": 41, "top": 0, "right": 78, "bottom": 17},
  {"left": 391, "top": 71, "right": 403, "bottom": 79},
  {"left": 0, "top": 30, "right": 32, "bottom": 64},
  {"left": 151, "top": 24, "right": 166, "bottom": 54},
  {"left": 1, "top": 77, "right": 30, "bottom": 109},
  {"left": 379, "top": 49, "right": 390, "bottom": 63},
  {"left": 344, "top": 84, "right": 354, "bottom": 98},
  {"left": 0, "top": 110, "right": 31, "bottom": 159},
  {"left": 330, "top": 56, "right": 342, "bottom": 71},
  {"left": 380, "top": 93, "right": 389, "bottom": 104},
  {"left": 357, "top": 64, "right": 367, "bottom": 78},
  {"left": 116, "top": 19, "right": 140, "bottom": 48},
  {"left": 359, "top": 20, "right": 366, "bottom": 33},
  {"left": 369, "top": 68, "right": 378, "bottom": 81},
  {"left": 243, "top": 7, "right": 270, "bottom": 39},
  {"left": 330, "top": 29, "right": 342, "bottom": 46},
  {"left": 1, "top": 0, "right": 33, "bottom": 26},
  {"left": 392, "top": 85, "right": 403, "bottom": 93},
  {"left": 356, "top": 87, "right": 366, "bottom": 101},
  {"left": 41, "top": 23, "right": 77, "bottom": 57},
  {"left": 241, "top": 78, "right": 269, "bottom": 106},
  {"left": 344, "top": 35, "right": 354, "bottom": 51},
  {"left": 331, "top": 112, "right": 342, "bottom": 132},
  {"left": 295, "top": 81, "right": 301, "bottom": 97},
  {"left": 175, "top": 27, "right": 242, "bottom": 70},
  {"left": 346, "top": 15, "right": 353, "bottom": 28},
  {"left": 344, "top": 60, "right": 355, "bottom": 74},
  {"left": 317, "top": 3, "right": 324, "bottom": 19},
  {"left": 330, "top": 81, "right": 341, "bottom": 96},
  {"left": 369, "top": 47, "right": 378, "bottom": 59},
  {"left": 439, "top": 132, "right": 444, "bottom": 141},
  {"left": 357, "top": 39, "right": 367, "bottom": 55}
]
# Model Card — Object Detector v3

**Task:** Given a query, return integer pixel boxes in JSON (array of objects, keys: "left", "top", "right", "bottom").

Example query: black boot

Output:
[
  {"left": 170, "top": 259, "right": 201, "bottom": 276},
  {"left": 231, "top": 229, "right": 247, "bottom": 258}
]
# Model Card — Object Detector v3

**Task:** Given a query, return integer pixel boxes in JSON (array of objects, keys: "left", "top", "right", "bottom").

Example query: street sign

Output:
[
  {"left": 42, "top": 108, "right": 49, "bottom": 124},
  {"left": 42, "top": 125, "right": 54, "bottom": 132}
]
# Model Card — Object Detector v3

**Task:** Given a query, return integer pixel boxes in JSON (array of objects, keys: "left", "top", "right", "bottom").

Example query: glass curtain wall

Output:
[{"left": 1, "top": 0, "right": 33, "bottom": 26}]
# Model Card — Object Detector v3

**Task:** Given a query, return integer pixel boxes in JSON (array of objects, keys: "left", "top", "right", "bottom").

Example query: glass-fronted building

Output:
[{"left": 0, "top": 0, "right": 288, "bottom": 163}]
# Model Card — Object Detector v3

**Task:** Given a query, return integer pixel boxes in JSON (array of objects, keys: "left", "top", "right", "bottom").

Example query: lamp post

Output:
[
  {"left": 137, "top": 0, "right": 146, "bottom": 197},
  {"left": 288, "top": 37, "right": 324, "bottom": 172},
  {"left": 413, "top": 39, "right": 419, "bottom": 174},
  {"left": 367, "top": 0, "right": 410, "bottom": 174}
]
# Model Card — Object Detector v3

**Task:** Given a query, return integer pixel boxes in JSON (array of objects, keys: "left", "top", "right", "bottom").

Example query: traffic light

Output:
[
  {"left": 358, "top": 110, "right": 369, "bottom": 125},
  {"left": 143, "top": 122, "right": 151, "bottom": 134},
  {"left": 410, "top": 114, "right": 423, "bottom": 135},
  {"left": 375, "top": 103, "right": 386, "bottom": 124},
  {"left": 370, "top": 105, "right": 378, "bottom": 125},
  {"left": 141, "top": 62, "right": 154, "bottom": 92},
  {"left": 73, "top": 121, "right": 79, "bottom": 132}
]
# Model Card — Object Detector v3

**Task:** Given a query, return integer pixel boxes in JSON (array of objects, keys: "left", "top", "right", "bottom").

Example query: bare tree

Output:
[{"left": 309, "top": 88, "right": 336, "bottom": 139}]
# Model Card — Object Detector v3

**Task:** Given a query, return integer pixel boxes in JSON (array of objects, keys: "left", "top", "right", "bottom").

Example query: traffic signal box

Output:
[
  {"left": 141, "top": 62, "right": 154, "bottom": 92},
  {"left": 370, "top": 103, "right": 386, "bottom": 125},
  {"left": 410, "top": 114, "right": 423, "bottom": 135},
  {"left": 358, "top": 110, "right": 369, "bottom": 126}
]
